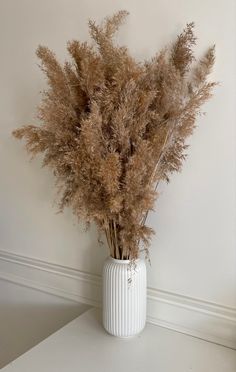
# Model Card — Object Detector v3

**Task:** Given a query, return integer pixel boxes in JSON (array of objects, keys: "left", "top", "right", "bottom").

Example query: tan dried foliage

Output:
[{"left": 13, "top": 11, "right": 216, "bottom": 260}]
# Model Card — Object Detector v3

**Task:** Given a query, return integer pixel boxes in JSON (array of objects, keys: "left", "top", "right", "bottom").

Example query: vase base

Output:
[{"left": 103, "top": 324, "right": 146, "bottom": 339}]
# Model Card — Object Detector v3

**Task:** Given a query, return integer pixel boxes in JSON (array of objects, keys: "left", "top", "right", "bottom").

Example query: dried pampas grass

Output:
[{"left": 13, "top": 11, "right": 216, "bottom": 261}]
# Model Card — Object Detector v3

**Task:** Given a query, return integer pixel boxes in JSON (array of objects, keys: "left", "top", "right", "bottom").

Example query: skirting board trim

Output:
[{"left": 0, "top": 250, "right": 235, "bottom": 349}]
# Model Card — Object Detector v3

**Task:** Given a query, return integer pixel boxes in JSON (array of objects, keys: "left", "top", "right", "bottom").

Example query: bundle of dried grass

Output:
[{"left": 13, "top": 11, "right": 216, "bottom": 261}]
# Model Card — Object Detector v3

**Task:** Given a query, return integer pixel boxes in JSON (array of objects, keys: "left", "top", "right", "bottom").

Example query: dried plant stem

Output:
[
  {"left": 141, "top": 122, "right": 176, "bottom": 227},
  {"left": 113, "top": 220, "right": 120, "bottom": 259},
  {"left": 104, "top": 219, "right": 119, "bottom": 259},
  {"left": 104, "top": 223, "right": 115, "bottom": 258}
]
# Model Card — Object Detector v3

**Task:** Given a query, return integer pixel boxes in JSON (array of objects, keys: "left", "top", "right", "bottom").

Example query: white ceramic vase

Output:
[{"left": 102, "top": 256, "right": 146, "bottom": 338}]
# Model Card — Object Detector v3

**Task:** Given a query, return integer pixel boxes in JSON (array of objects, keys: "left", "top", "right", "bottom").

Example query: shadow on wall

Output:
[{"left": 0, "top": 280, "right": 89, "bottom": 369}]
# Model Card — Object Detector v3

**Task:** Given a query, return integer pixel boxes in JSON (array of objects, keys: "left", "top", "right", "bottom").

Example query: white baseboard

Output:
[{"left": 0, "top": 250, "right": 235, "bottom": 349}]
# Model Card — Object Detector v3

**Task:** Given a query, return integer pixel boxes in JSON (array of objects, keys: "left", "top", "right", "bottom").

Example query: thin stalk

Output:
[
  {"left": 141, "top": 123, "right": 176, "bottom": 227},
  {"left": 113, "top": 220, "right": 119, "bottom": 260},
  {"left": 104, "top": 225, "right": 114, "bottom": 258}
]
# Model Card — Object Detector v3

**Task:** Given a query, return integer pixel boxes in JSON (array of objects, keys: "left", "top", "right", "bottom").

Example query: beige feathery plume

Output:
[{"left": 13, "top": 11, "right": 216, "bottom": 261}]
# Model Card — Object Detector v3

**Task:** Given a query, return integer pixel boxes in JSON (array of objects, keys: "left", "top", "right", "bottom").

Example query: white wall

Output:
[{"left": 0, "top": 0, "right": 235, "bottom": 311}]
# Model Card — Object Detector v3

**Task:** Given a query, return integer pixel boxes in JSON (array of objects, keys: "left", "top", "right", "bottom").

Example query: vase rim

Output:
[{"left": 108, "top": 256, "right": 140, "bottom": 264}]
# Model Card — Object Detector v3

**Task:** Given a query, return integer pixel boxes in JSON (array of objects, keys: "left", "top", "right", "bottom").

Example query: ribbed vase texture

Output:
[{"left": 102, "top": 256, "right": 146, "bottom": 337}]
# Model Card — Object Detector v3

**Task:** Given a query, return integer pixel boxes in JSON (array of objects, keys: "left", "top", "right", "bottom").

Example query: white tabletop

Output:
[{"left": 2, "top": 308, "right": 236, "bottom": 372}]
